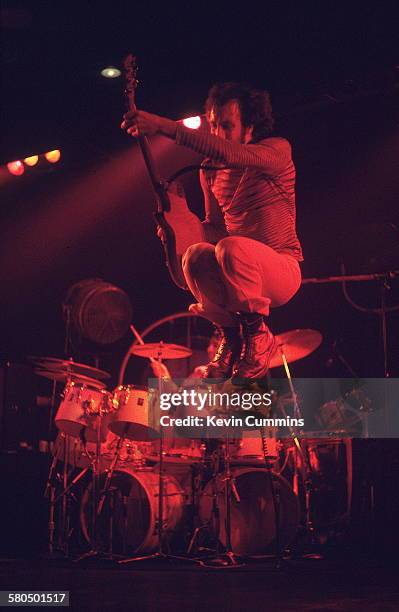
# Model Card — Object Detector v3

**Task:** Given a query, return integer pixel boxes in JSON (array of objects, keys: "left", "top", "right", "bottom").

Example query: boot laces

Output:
[{"left": 212, "top": 335, "right": 229, "bottom": 363}]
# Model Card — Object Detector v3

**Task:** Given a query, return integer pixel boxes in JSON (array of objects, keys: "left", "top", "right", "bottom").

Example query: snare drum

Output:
[
  {"left": 152, "top": 437, "right": 205, "bottom": 464},
  {"left": 109, "top": 385, "right": 159, "bottom": 441},
  {"left": 55, "top": 381, "right": 111, "bottom": 442},
  {"left": 52, "top": 430, "right": 151, "bottom": 470},
  {"left": 230, "top": 431, "right": 279, "bottom": 465}
]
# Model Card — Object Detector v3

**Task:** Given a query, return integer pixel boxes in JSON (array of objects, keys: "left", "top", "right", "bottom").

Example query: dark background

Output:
[
  {"left": 1, "top": 0, "right": 399, "bottom": 562},
  {"left": 1, "top": 1, "right": 399, "bottom": 382}
]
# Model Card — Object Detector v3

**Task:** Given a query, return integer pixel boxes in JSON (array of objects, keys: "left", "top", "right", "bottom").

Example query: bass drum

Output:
[
  {"left": 80, "top": 467, "right": 185, "bottom": 554},
  {"left": 199, "top": 468, "right": 299, "bottom": 556}
]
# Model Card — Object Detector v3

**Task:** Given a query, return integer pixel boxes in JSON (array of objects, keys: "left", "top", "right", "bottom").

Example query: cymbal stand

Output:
[
  {"left": 194, "top": 434, "right": 244, "bottom": 568},
  {"left": 43, "top": 367, "right": 61, "bottom": 555},
  {"left": 54, "top": 463, "right": 90, "bottom": 552},
  {"left": 74, "top": 413, "right": 107, "bottom": 562},
  {"left": 119, "top": 343, "right": 199, "bottom": 565},
  {"left": 44, "top": 453, "right": 58, "bottom": 555},
  {"left": 92, "top": 416, "right": 102, "bottom": 552},
  {"left": 61, "top": 433, "right": 70, "bottom": 554},
  {"left": 96, "top": 434, "right": 125, "bottom": 518},
  {"left": 259, "top": 427, "right": 283, "bottom": 568},
  {"left": 44, "top": 444, "right": 89, "bottom": 556},
  {"left": 44, "top": 375, "right": 72, "bottom": 556},
  {"left": 276, "top": 343, "right": 316, "bottom": 550},
  {"left": 93, "top": 416, "right": 127, "bottom": 560},
  {"left": 61, "top": 369, "right": 74, "bottom": 553},
  {"left": 221, "top": 431, "right": 244, "bottom": 566},
  {"left": 278, "top": 396, "right": 320, "bottom": 556},
  {"left": 46, "top": 429, "right": 73, "bottom": 555},
  {"left": 186, "top": 443, "right": 221, "bottom": 558}
]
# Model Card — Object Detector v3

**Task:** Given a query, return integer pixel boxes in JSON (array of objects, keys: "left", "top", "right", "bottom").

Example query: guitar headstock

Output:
[{"left": 123, "top": 54, "right": 138, "bottom": 111}]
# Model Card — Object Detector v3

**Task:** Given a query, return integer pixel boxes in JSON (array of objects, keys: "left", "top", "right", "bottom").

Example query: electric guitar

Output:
[{"left": 123, "top": 54, "right": 204, "bottom": 290}]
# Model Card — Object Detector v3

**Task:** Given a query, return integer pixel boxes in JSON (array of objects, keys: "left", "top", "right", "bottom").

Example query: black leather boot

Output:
[
  {"left": 231, "top": 313, "right": 276, "bottom": 384},
  {"left": 203, "top": 326, "right": 242, "bottom": 381}
]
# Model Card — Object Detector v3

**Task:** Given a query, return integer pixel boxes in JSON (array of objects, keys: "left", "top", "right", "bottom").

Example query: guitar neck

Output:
[{"left": 136, "top": 135, "right": 163, "bottom": 192}]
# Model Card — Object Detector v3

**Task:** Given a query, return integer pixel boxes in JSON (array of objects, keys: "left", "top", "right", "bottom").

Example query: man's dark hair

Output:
[{"left": 205, "top": 82, "right": 274, "bottom": 141}]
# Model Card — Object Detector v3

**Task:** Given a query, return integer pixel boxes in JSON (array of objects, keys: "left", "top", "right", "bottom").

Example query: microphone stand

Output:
[{"left": 302, "top": 268, "right": 399, "bottom": 378}]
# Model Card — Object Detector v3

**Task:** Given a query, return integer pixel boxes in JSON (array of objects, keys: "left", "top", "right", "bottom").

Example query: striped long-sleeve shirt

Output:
[{"left": 175, "top": 124, "right": 303, "bottom": 261}]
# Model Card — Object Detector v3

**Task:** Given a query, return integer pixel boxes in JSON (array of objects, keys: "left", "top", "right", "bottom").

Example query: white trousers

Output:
[{"left": 182, "top": 236, "right": 302, "bottom": 326}]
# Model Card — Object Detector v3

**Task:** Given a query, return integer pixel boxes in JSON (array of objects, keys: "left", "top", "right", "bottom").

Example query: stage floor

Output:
[{"left": 0, "top": 557, "right": 398, "bottom": 611}]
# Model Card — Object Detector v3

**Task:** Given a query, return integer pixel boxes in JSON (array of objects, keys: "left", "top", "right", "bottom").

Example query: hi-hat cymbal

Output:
[
  {"left": 269, "top": 329, "right": 322, "bottom": 369},
  {"left": 30, "top": 356, "right": 111, "bottom": 381},
  {"left": 130, "top": 342, "right": 192, "bottom": 360},
  {"left": 34, "top": 367, "right": 106, "bottom": 389}
]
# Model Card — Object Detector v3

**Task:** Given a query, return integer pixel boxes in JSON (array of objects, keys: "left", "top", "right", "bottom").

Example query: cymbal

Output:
[
  {"left": 269, "top": 329, "right": 322, "bottom": 369},
  {"left": 130, "top": 342, "right": 192, "bottom": 360},
  {"left": 30, "top": 356, "right": 111, "bottom": 381},
  {"left": 34, "top": 367, "right": 106, "bottom": 389}
]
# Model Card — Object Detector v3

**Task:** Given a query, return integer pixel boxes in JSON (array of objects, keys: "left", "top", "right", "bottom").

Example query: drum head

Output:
[
  {"left": 80, "top": 468, "right": 184, "bottom": 554},
  {"left": 199, "top": 468, "right": 299, "bottom": 555},
  {"left": 108, "top": 421, "right": 159, "bottom": 441},
  {"left": 80, "top": 470, "right": 153, "bottom": 554},
  {"left": 109, "top": 386, "right": 160, "bottom": 441}
]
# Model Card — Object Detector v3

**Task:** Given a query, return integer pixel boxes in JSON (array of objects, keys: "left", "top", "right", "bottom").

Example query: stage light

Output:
[
  {"left": 44, "top": 150, "right": 61, "bottom": 163},
  {"left": 24, "top": 155, "right": 39, "bottom": 166},
  {"left": 7, "top": 161, "right": 25, "bottom": 176},
  {"left": 182, "top": 116, "right": 202, "bottom": 129},
  {"left": 101, "top": 66, "right": 121, "bottom": 79}
]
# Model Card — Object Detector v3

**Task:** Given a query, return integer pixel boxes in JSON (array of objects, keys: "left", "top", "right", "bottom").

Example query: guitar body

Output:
[
  {"left": 154, "top": 180, "right": 204, "bottom": 288},
  {"left": 124, "top": 54, "right": 203, "bottom": 290}
]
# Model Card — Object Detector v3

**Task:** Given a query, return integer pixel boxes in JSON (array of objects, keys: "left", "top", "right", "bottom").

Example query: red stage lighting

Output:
[
  {"left": 7, "top": 161, "right": 25, "bottom": 176},
  {"left": 44, "top": 149, "right": 61, "bottom": 163}
]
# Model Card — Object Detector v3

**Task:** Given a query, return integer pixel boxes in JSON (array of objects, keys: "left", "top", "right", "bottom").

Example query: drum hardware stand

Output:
[
  {"left": 75, "top": 412, "right": 113, "bottom": 562},
  {"left": 44, "top": 444, "right": 89, "bottom": 556},
  {"left": 43, "top": 370, "right": 63, "bottom": 553},
  {"left": 275, "top": 343, "right": 319, "bottom": 556},
  {"left": 258, "top": 426, "right": 284, "bottom": 568},
  {"left": 106, "top": 486, "right": 117, "bottom": 559},
  {"left": 186, "top": 449, "right": 221, "bottom": 558},
  {"left": 56, "top": 464, "right": 90, "bottom": 556},
  {"left": 218, "top": 431, "right": 244, "bottom": 566},
  {"left": 61, "top": 433, "right": 70, "bottom": 553},
  {"left": 93, "top": 434, "right": 127, "bottom": 561},
  {"left": 44, "top": 371, "right": 72, "bottom": 556},
  {"left": 191, "top": 434, "right": 245, "bottom": 568},
  {"left": 119, "top": 343, "right": 201, "bottom": 565},
  {"left": 46, "top": 439, "right": 88, "bottom": 558},
  {"left": 277, "top": 397, "right": 318, "bottom": 555},
  {"left": 54, "top": 466, "right": 90, "bottom": 505},
  {"left": 44, "top": 453, "right": 58, "bottom": 555},
  {"left": 96, "top": 434, "right": 125, "bottom": 518}
]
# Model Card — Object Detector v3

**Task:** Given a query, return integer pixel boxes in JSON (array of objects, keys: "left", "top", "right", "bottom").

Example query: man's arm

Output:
[
  {"left": 175, "top": 125, "right": 291, "bottom": 176},
  {"left": 121, "top": 110, "right": 291, "bottom": 177},
  {"left": 199, "top": 169, "right": 228, "bottom": 244}
]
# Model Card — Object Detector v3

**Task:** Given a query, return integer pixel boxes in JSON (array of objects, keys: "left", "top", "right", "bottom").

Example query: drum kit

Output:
[{"left": 32, "top": 327, "right": 356, "bottom": 565}]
